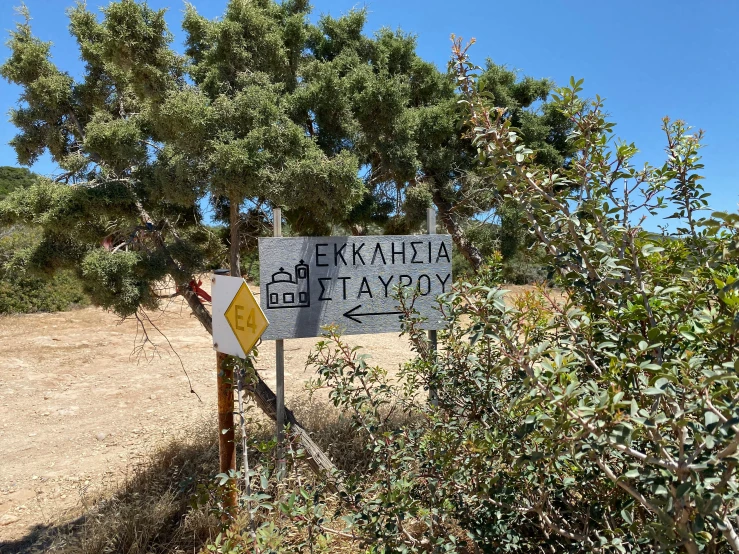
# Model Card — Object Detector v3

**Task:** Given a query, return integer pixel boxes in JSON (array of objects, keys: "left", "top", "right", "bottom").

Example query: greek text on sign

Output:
[
  {"left": 212, "top": 275, "right": 269, "bottom": 358},
  {"left": 258, "top": 235, "right": 452, "bottom": 340}
]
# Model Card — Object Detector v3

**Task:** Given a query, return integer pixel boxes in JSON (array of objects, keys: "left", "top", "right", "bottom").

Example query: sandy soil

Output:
[
  {"left": 0, "top": 280, "right": 546, "bottom": 546},
  {"left": 0, "top": 285, "right": 413, "bottom": 545}
]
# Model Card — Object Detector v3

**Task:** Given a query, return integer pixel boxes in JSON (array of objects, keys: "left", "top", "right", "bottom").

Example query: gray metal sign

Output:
[{"left": 258, "top": 235, "right": 453, "bottom": 339}]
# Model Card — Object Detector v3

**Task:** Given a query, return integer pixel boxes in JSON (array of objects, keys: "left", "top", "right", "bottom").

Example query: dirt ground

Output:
[
  {"left": 0, "top": 281, "right": 543, "bottom": 547},
  {"left": 0, "top": 284, "right": 415, "bottom": 546}
]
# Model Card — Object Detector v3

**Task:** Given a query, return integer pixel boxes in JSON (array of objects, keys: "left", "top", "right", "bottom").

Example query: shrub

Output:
[
  {"left": 0, "top": 268, "right": 88, "bottom": 314},
  {"left": 0, "top": 225, "right": 89, "bottom": 314},
  {"left": 295, "top": 47, "right": 739, "bottom": 553}
]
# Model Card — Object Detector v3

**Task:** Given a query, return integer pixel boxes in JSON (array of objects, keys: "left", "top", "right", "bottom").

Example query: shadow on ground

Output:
[
  {"left": 0, "top": 423, "right": 222, "bottom": 554},
  {"left": 0, "top": 400, "right": 369, "bottom": 554}
]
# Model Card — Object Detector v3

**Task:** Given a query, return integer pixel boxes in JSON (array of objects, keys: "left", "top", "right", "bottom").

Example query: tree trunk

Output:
[
  {"left": 229, "top": 196, "right": 241, "bottom": 277},
  {"left": 433, "top": 194, "right": 484, "bottom": 272}
]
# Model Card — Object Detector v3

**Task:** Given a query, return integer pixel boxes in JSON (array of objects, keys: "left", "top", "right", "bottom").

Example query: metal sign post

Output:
[
  {"left": 273, "top": 207, "right": 286, "bottom": 479},
  {"left": 427, "top": 208, "right": 439, "bottom": 406},
  {"left": 250, "top": 224, "right": 453, "bottom": 480}
]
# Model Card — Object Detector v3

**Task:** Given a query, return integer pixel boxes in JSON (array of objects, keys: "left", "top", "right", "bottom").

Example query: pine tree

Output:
[
  {"left": 0, "top": 0, "right": 372, "bottom": 479},
  {"left": 0, "top": 0, "right": 573, "bottom": 477},
  {"left": 299, "top": 18, "right": 574, "bottom": 269}
]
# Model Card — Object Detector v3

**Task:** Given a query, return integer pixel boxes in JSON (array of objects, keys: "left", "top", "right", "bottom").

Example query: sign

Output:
[
  {"left": 212, "top": 275, "right": 269, "bottom": 358},
  {"left": 258, "top": 235, "right": 452, "bottom": 340}
]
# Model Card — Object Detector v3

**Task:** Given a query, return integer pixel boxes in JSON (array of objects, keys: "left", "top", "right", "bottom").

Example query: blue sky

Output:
[{"left": 1, "top": 0, "right": 738, "bottom": 229}]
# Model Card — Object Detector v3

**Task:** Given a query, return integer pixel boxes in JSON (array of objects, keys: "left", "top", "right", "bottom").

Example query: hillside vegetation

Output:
[{"left": 0, "top": 167, "right": 88, "bottom": 314}]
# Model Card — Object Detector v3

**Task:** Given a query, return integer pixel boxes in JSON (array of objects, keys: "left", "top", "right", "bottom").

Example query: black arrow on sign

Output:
[{"left": 343, "top": 304, "right": 404, "bottom": 324}]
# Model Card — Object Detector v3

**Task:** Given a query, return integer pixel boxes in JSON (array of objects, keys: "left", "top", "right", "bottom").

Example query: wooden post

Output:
[
  {"left": 216, "top": 350, "right": 237, "bottom": 512},
  {"left": 273, "top": 207, "right": 286, "bottom": 478},
  {"left": 427, "top": 207, "right": 439, "bottom": 407}
]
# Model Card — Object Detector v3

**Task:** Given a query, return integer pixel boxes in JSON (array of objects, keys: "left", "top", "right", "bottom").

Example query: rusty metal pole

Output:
[
  {"left": 273, "top": 207, "right": 286, "bottom": 479},
  {"left": 214, "top": 268, "right": 237, "bottom": 513},
  {"left": 216, "top": 350, "right": 237, "bottom": 512}
]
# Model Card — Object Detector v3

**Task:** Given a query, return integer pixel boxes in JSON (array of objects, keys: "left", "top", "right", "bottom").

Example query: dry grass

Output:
[
  {"left": 2, "top": 400, "right": 391, "bottom": 554},
  {"left": 291, "top": 399, "right": 374, "bottom": 475},
  {"left": 2, "top": 421, "right": 222, "bottom": 554}
]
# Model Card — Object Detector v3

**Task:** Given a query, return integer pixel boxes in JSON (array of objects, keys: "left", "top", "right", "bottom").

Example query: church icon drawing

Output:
[{"left": 266, "top": 261, "right": 310, "bottom": 309}]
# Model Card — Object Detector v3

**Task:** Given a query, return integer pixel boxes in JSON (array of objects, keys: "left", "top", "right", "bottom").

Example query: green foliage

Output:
[
  {"left": 0, "top": 0, "right": 377, "bottom": 315},
  {"left": 0, "top": 178, "right": 136, "bottom": 241},
  {"left": 0, "top": 267, "right": 88, "bottom": 314},
  {"left": 0, "top": 0, "right": 568, "bottom": 316},
  {"left": 174, "top": 1, "right": 366, "bottom": 235},
  {"left": 0, "top": 167, "right": 90, "bottom": 314},
  {"left": 290, "top": 57, "right": 739, "bottom": 552},
  {"left": 333, "top": 34, "right": 575, "bottom": 264},
  {"left": 0, "top": 166, "right": 36, "bottom": 198},
  {"left": 84, "top": 112, "right": 147, "bottom": 174},
  {"left": 477, "top": 58, "right": 572, "bottom": 170},
  {"left": 80, "top": 248, "right": 165, "bottom": 316}
]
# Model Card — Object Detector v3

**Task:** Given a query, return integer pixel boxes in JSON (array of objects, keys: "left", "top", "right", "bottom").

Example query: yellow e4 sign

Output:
[
  {"left": 212, "top": 275, "right": 269, "bottom": 358},
  {"left": 225, "top": 282, "right": 268, "bottom": 353}
]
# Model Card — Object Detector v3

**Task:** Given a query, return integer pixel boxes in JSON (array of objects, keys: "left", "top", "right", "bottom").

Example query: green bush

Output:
[
  {"left": 0, "top": 268, "right": 88, "bottom": 314},
  {"left": 0, "top": 166, "right": 92, "bottom": 315},
  {"left": 295, "top": 67, "right": 739, "bottom": 552},
  {"left": 0, "top": 225, "right": 90, "bottom": 314},
  {"left": 0, "top": 166, "right": 36, "bottom": 198},
  {"left": 174, "top": 61, "right": 739, "bottom": 554}
]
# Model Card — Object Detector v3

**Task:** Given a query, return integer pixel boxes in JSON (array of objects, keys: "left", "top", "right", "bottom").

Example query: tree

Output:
[
  {"left": 0, "top": 0, "right": 374, "bottom": 481},
  {"left": 419, "top": 55, "right": 573, "bottom": 271},
  {"left": 171, "top": 0, "right": 365, "bottom": 270},
  {"left": 282, "top": 12, "right": 573, "bottom": 271},
  {"left": 0, "top": 0, "right": 571, "bottom": 484},
  {"left": 311, "top": 25, "right": 574, "bottom": 269}
]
